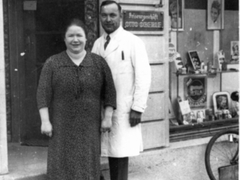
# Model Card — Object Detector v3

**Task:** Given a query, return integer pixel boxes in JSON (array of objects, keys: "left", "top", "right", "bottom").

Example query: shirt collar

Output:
[{"left": 104, "top": 26, "right": 123, "bottom": 40}]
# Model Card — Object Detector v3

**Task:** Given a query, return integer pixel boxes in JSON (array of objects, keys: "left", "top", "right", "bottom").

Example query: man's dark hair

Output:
[
  {"left": 231, "top": 91, "right": 239, "bottom": 102},
  {"left": 100, "top": 0, "right": 122, "bottom": 12}
]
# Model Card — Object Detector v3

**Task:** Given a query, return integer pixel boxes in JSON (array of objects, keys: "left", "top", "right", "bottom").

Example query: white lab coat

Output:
[{"left": 92, "top": 26, "right": 151, "bottom": 157}]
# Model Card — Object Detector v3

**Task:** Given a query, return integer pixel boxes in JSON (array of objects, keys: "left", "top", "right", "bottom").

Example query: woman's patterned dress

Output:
[{"left": 37, "top": 51, "right": 116, "bottom": 180}]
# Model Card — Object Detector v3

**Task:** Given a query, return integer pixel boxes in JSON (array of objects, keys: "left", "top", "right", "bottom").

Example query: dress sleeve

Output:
[
  {"left": 36, "top": 58, "right": 54, "bottom": 109},
  {"left": 100, "top": 56, "right": 117, "bottom": 110}
]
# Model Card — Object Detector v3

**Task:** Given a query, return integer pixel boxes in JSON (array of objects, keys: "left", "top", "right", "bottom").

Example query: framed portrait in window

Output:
[
  {"left": 213, "top": 92, "right": 231, "bottom": 113},
  {"left": 230, "top": 41, "right": 239, "bottom": 63},
  {"left": 169, "top": 0, "right": 184, "bottom": 31},
  {"left": 188, "top": 50, "right": 201, "bottom": 70},
  {"left": 207, "top": 0, "right": 224, "bottom": 30},
  {"left": 184, "top": 76, "right": 207, "bottom": 108}
]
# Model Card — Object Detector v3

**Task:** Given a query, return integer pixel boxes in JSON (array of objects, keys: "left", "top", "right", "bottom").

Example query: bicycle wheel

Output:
[{"left": 205, "top": 129, "right": 239, "bottom": 180}]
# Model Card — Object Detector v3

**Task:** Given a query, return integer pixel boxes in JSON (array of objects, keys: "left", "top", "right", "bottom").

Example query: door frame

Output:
[{"left": 8, "top": 0, "right": 25, "bottom": 142}]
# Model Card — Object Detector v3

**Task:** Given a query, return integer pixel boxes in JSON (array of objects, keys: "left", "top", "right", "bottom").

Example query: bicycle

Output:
[{"left": 205, "top": 129, "right": 239, "bottom": 180}]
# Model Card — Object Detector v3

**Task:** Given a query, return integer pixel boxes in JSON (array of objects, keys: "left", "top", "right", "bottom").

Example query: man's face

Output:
[
  {"left": 211, "top": 7, "right": 219, "bottom": 22},
  {"left": 100, "top": 3, "right": 121, "bottom": 34}
]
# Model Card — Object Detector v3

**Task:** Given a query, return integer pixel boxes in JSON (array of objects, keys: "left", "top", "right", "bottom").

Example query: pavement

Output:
[{"left": 0, "top": 138, "right": 213, "bottom": 180}]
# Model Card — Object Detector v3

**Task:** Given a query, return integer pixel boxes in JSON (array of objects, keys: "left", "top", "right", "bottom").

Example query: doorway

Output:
[{"left": 11, "top": 0, "right": 98, "bottom": 145}]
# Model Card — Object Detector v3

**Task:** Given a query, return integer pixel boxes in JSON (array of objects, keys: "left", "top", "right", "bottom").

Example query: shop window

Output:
[{"left": 168, "top": 0, "right": 239, "bottom": 141}]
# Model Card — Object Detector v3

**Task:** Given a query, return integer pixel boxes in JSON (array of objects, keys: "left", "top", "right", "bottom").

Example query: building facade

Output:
[{"left": 0, "top": 0, "right": 239, "bottom": 164}]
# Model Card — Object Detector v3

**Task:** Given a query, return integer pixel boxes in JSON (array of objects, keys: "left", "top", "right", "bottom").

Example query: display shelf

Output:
[
  {"left": 173, "top": 69, "right": 239, "bottom": 127},
  {"left": 174, "top": 69, "right": 239, "bottom": 76},
  {"left": 170, "top": 118, "right": 239, "bottom": 142}
]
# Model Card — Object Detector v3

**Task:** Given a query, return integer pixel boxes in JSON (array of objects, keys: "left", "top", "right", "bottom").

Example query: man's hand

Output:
[{"left": 129, "top": 109, "right": 142, "bottom": 127}]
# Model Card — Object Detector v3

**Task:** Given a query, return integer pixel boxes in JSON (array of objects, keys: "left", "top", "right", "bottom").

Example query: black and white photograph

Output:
[
  {"left": 169, "top": 0, "right": 184, "bottom": 31},
  {"left": 184, "top": 76, "right": 207, "bottom": 108},
  {"left": 230, "top": 41, "right": 239, "bottom": 63},
  {"left": 207, "top": 0, "right": 224, "bottom": 30},
  {"left": 0, "top": 0, "right": 238, "bottom": 180},
  {"left": 213, "top": 92, "right": 231, "bottom": 112},
  {"left": 188, "top": 50, "right": 202, "bottom": 70}
]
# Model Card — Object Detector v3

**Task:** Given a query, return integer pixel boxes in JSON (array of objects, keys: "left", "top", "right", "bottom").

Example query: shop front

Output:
[
  {"left": 2, "top": 0, "right": 239, "bottom": 151},
  {"left": 5, "top": 0, "right": 170, "bottom": 151}
]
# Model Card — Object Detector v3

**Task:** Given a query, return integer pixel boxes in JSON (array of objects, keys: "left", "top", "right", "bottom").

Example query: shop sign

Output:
[{"left": 122, "top": 10, "right": 164, "bottom": 31}]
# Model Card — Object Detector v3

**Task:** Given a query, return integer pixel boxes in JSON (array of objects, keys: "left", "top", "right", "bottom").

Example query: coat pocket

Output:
[{"left": 118, "top": 52, "right": 133, "bottom": 74}]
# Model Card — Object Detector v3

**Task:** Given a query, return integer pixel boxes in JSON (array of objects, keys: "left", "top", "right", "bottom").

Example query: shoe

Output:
[{"left": 100, "top": 174, "right": 105, "bottom": 180}]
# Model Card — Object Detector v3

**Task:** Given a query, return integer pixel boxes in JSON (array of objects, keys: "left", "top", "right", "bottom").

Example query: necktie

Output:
[{"left": 104, "top": 35, "right": 110, "bottom": 50}]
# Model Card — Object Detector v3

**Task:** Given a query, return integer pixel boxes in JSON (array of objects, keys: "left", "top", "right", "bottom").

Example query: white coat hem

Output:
[{"left": 101, "top": 152, "right": 142, "bottom": 158}]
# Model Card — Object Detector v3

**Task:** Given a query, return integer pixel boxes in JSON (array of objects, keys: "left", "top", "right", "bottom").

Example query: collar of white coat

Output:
[
  {"left": 104, "top": 26, "right": 123, "bottom": 41},
  {"left": 103, "top": 26, "right": 123, "bottom": 58}
]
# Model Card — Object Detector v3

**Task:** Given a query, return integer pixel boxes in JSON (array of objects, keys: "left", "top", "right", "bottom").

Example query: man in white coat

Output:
[{"left": 92, "top": 1, "right": 151, "bottom": 180}]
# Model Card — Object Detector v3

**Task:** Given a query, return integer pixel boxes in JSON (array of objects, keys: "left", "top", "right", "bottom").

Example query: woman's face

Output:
[
  {"left": 64, "top": 25, "right": 87, "bottom": 54},
  {"left": 211, "top": 7, "right": 219, "bottom": 22},
  {"left": 218, "top": 96, "right": 227, "bottom": 108}
]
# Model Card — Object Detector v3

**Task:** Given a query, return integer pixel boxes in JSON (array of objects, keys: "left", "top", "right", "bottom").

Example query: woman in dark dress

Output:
[{"left": 37, "top": 18, "right": 116, "bottom": 180}]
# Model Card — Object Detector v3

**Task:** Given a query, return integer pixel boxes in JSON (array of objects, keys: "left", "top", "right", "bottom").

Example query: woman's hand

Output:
[
  {"left": 101, "top": 116, "right": 112, "bottom": 133},
  {"left": 39, "top": 107, "right": 52, "bottom": 137},
  {"left": 41, "top": 121, "right": 53, "bottom": 137},
  {"left": 101, "top": 106, "right": 114, "bottom": 133}
]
